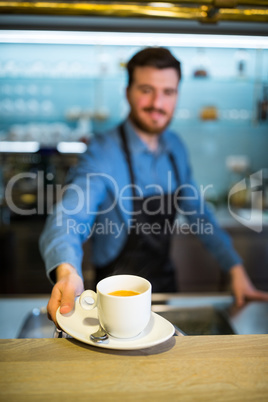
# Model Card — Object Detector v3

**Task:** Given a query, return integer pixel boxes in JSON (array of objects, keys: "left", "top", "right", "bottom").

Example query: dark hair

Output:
[{"left": 126, "top": 46, "right": 182, "bottom": 87}]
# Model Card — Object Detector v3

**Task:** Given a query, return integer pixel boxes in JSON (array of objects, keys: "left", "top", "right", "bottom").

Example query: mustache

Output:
[{"left": 143, "top": 107, "right": 166, "bottom": 115}]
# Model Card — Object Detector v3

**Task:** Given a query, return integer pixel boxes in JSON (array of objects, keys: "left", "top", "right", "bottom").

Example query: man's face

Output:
[{"left": 126, "top": 66, "right": 179, "bottom": 135}]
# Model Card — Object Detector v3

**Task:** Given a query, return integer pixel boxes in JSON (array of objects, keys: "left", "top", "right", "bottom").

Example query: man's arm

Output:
[
  {"left": 40, "top": 138, "right": 109, "bottom": 325},
  {"left": 173, "top": 134, "right": 268, "bottom": 305},
  {"left": 39, "top": 142, "right": 108, "bottom": 283}
]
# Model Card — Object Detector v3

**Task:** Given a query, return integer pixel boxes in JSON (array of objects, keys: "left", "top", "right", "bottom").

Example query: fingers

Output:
[
  {"left": 47, "top": 285, "right": 62, "bottom": 326},
  {"left": 247, "top": 289, "right": 268, "bottom": 302},
  {"left": 234, "top": 289, "right": 268, "bottom": 308},
  {"left": 230, "top": 265, "right": 268, "bottom": 307},
  {"left": 47, "top": 283, "right": 75, "bottom": 326},
  {"left": 234, "top": 291, "right": 245, "bottom": 308},
  {"left": 47, "top": 274, "right": 84, "bottom": 327},
  {"left": 60, "top": 284, "right": 76, "bottom": 315}
]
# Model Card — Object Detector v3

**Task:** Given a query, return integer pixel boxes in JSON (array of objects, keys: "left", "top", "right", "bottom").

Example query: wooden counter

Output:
[{"left": 1, "top": 336, "right": 268, "bottom": 401}]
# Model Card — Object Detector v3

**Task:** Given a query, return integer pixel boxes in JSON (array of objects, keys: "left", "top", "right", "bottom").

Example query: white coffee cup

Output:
[{"left": 79, "top": 274, "right": 152, "bottom": 339}]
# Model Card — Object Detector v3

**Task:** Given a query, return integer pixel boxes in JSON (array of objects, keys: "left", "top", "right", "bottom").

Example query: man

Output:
[{"left": 40, "top": 47, "right": 268, "bottom": 325}]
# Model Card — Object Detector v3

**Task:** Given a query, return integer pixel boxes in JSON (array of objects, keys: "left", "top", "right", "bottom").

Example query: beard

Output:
[{"left": 129, "top": 107, "right": 173, "bottom": 135}]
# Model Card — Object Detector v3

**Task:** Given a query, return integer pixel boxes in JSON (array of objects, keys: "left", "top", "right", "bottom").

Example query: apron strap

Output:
[
  {"left": 167, "top": 151, "right": 181, "bottom": 187},
  {"left": 119, "top": 122, "right": 181, "bottom": 190},
  {"left": 119, "top": 123, "right": 136, "bottom": 199}
]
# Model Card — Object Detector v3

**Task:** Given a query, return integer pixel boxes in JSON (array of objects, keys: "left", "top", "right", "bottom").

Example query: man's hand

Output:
[
  {"left": 47, "top": 263, "right": 84, "bottom": 326},
  {"left": 230, "top": 264, "right": 268, "bottom": 307}
]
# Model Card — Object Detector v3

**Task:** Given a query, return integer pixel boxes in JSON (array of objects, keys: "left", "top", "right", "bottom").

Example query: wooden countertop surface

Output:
[{"left": 1, "top": 335, "right": 268, "bottom": 401}]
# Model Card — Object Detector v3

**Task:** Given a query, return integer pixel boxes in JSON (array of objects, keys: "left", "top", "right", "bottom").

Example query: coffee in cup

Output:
[
  {"left": 79, "top": 275, "right": 152, "bottom": 339},
  {"left": 108, "top": 290, "right": 140, "bottom": 297}
]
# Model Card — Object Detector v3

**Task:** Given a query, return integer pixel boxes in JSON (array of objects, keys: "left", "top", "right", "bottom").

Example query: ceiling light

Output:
[{"left": 0, "top": 30, "right": 267, "bottom": 49}]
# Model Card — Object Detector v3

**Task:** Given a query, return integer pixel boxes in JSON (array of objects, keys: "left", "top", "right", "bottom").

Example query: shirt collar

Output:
[{"left": 123, "top": 118, "right": 169, "bottom": 155}]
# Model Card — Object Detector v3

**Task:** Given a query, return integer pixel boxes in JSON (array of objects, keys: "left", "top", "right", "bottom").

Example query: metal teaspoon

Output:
[{"left": 90, "top": 326, "right": 109, "bottom": 343}]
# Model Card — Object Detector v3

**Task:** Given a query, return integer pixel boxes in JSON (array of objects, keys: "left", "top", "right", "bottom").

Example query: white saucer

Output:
[{"left": 56, "top": 298, "right": 175, "bottom": 350}]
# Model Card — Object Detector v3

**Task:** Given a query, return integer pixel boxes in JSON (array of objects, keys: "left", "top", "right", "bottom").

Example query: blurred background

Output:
[{"left": 0, "top": 2, "right": 268, "bottom": 300}]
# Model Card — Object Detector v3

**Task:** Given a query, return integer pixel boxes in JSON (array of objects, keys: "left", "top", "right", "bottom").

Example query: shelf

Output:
[
  {"left": 0, "top": 141, "right": 87, "bottom": 154},
  {"left": 0, "top": 76, "right": 264, "bottom": 84}
]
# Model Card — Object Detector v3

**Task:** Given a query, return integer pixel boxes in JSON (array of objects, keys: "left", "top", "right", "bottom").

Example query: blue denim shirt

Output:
[{"left": 39, "top": 119, "right": 241, "bottom": 283}]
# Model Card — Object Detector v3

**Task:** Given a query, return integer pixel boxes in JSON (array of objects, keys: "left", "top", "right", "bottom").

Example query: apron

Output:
[{"left": 95, "top": 124, "right": 180, "bottom": 292}]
